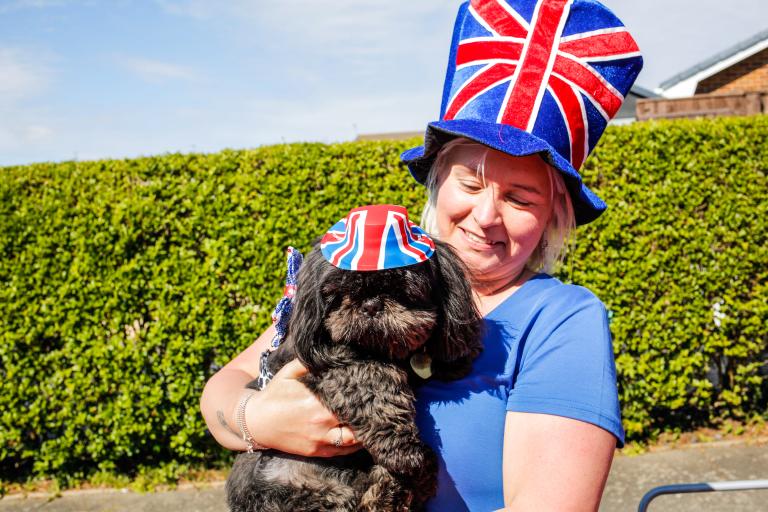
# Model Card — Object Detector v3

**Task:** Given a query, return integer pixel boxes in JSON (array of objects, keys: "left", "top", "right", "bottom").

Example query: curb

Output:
[{"left": 1, "top": 481, "right": 226, "bottom": 502}]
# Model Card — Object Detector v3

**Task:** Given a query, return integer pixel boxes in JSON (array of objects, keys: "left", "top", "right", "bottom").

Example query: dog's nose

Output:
[{"left": 361, "top": 298, "right": 383, "bottom": 317}]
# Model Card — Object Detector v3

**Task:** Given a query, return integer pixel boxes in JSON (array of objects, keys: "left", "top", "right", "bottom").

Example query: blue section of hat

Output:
[{"left": 402, "top": 0, "right": 643, "bottom": 226}]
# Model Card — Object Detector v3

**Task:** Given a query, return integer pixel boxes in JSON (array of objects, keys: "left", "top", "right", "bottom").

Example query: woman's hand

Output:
[
  {"left": 200, "top": 324, "right": 360, "bottom": 456},
  {"left": 247, "top": 358, "right": 361, "bottom": 457}
]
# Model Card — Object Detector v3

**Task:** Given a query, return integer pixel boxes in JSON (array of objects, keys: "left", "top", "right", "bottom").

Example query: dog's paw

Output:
[
  {"left": 359, "top": 465, "right": 401, "bottom": 512},
  {"left": 387, "top": 442, "right": 434, "bottom": 481}
]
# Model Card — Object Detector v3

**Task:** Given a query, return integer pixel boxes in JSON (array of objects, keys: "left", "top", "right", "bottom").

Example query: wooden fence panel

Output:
[{"left": 636, "top": 92, "right": 767, "bottom": 120}]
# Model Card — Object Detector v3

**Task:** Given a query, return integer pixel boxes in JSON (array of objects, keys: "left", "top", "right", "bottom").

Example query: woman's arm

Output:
[
  {"left": 199, "top": 324, "right": 359, "bottom": 456},
  {"left": 199, "top": 324, "right": 274, "bottom": 451},
  {"left": 500, "top": 412, "right": 615, "bottom": 512}
]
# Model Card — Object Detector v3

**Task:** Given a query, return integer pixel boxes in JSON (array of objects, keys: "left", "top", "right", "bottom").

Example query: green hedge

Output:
[
  {"left": 573, "top": 117, "right": 767, "bottom": 437},
  {"left": 1, "top": 116, "right": 766, "bottom": 484}
]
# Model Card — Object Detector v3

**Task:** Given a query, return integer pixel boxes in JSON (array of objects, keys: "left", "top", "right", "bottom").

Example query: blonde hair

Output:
[{"left": 420, "top": 138, "right": 575, "bottom": 274}]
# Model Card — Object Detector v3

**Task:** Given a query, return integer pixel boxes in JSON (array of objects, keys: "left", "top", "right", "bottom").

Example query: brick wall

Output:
[{"left": 696, "top": 47, "right": 768, "bottom": 94}]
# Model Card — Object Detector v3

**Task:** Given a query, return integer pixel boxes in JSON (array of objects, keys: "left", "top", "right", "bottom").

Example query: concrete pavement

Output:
[
  {"left": 2, "top": 440, "right": 766, "bottom": 512},
  {"left": 602, "top": 441, "right": 768, "bottom": 511}
]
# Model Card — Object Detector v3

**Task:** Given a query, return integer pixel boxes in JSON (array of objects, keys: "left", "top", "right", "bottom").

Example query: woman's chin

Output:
[
  {"left": 463, "top": 256, "right": 506, "bottom": 281},
  {"left": 465, "top": 257, "right": 530, "bottom": 289}
]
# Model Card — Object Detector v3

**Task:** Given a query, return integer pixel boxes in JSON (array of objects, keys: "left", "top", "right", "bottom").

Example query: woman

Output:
[{"left": 201, "top": 0, "right": 643, "bottom": 509}]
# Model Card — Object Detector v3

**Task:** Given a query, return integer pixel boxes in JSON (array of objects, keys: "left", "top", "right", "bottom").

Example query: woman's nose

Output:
[{"left": 472, "top": 188, "right": 502, "bottom": 227}]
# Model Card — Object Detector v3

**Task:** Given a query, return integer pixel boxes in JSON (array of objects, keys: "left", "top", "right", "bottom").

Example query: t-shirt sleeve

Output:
[{"left": 505, "top": 285, "right": 625, "bottom": 446}]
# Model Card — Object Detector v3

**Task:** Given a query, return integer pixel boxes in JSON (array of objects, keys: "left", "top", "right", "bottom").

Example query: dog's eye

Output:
[
  {"left": 320, "top": 284, "right": 339, "bottom": 307},
  {"left": 321, "top": 283, "right": 338, "bottom": 297},
  {"left": 400, "top": 273, "right": 433, "bottom": 307}
]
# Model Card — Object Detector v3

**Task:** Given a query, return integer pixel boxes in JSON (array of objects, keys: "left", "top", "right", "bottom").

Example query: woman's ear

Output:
[
  {"left": 284, "top": 248, "right": 334, "bottom": 373},
  {"left": 426, "top": 240, "right": 483, "bottom": 373}
]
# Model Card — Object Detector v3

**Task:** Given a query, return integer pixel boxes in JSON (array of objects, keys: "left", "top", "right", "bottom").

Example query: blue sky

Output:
[{"left": 1, "top": 0, "right": 765, "bottom": 166}]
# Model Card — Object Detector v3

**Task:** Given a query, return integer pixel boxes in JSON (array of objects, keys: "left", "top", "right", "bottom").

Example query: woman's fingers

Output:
[
  {"left": 311, "top": 425, "right": 361, "bottom": 457},
  {"left": 273, "top": 358, "right": 309, "bottom": 380},
  {"left": 328, "top": 425, "right": 357, "bottom": 447},
  {"left": 319, "top": 444, "right": 362, "bottom": 457}
]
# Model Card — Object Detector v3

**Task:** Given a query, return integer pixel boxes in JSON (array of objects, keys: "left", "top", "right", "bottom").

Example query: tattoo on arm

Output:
[{"left": 217, "top": 409, "right": 242, "bottom": 440}]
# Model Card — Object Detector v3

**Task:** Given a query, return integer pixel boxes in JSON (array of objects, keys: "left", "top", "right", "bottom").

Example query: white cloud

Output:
[
  {"left": 0, "top": 115, "right": 57, "bottom": 157},
  {"left": 604, "top": 0, "right": 768, "bottom": 87},
  {"left": 0, "top": 123, "right": 55, "bottom": 146},
  {"left": 22, "top": 124, "right": 54, "bottom": 141},
  {"left": 0, "top": 0, "right": 86, "bottom": 13},
  {"left": 117, "top": 57, "right": 200, "bottom": 84},
  {"left": 206, "top": 88, "right": 436, "bottom": 145},
  {"left": 0, "top": 48, "right": 52, "bottom": 104},
  {"left": 153, "top": 0, "right": 215, "bottom": 20},
  {"left": 156, "top": 0, "right": 451, "bottom": 54},
  {"left": 0, "top": 47, "right": 57, "bottom": 157},
  {"left": 251, "top": 1, "right": 444, "bottom": 38},
  {"left": 0, "top": 85, "right": 436, "bottom": 166}
]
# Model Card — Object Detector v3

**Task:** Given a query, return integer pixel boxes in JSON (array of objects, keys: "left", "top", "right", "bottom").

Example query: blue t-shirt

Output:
[{"left": 415, "top": 274, "right": 623, "bottom": 511}]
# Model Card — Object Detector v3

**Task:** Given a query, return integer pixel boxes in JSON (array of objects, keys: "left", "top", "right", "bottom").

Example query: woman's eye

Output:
[
  {"left": 505, "top": 194, "right": 532, "bottom": 206},
  {"left": 459, "top": 181, "right": 482, "bottom": 192}
]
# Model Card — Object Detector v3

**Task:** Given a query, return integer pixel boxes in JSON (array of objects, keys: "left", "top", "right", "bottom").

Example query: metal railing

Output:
[{"left": 638, "top": 480, "right": 768, "bottom": 511}]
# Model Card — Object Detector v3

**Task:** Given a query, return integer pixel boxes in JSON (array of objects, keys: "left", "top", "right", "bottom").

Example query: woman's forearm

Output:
[
  {"left": 200, "top": 367, "right": 256, "bottom": 451},
  {"left": 200, "top": 325, "right": 277, "bottom": 451}
]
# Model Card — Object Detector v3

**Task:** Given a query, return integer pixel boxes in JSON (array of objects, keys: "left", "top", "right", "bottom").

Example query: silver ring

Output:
[{"left": 334, "top": 426, "right": 343, "bottom": 447}]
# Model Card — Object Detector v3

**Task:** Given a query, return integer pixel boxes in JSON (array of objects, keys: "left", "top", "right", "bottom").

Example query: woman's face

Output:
[{"left": 434, "top": 147, "right": 554, "bottom": 291}]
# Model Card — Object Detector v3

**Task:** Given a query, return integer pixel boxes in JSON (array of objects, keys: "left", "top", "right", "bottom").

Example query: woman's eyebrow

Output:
[
  {"left": 452, "top": 165, "right": 480, "bottom": 176},
  {"left": 508, "top": 183, "right": 545, "bottom": 196}
]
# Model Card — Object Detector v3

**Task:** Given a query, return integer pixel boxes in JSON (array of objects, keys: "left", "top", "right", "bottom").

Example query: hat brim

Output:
[{"left": 401, "top": 120, "right": 606, "bottom": 226}]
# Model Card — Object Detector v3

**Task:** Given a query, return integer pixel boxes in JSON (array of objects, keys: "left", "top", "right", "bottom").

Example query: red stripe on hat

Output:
[
  {"left": 559, "top": 30, "right": 640, "bottom": 60},
  {"left": 356, "top": 206, "right": 388, "bottom": 270},
  {"left": 330, "top": 212, "right": 361, "bottom": 267},
  {"left": 445, "top": 63, "right": 518, "bottom": 120},
  {"left": 548, "top": 74, "right": 586, "bottom": 169},
  {"left": 471, "top": 0, "right": 528, "bottom": 38},
  {"left": 409, "top": 222, "right": 436, "bottom": 250},
  {"left": 457, "top": 39, "right": 524, "bottom": 66},
  {"left": 552, "top": 54, "right": 623, "bottom": 118},
  {"left": 393, "top": 213, "right": 428, "bottom": 262},
  {"left": 499, "top": 0, "right": 570, "bottom": 129}
]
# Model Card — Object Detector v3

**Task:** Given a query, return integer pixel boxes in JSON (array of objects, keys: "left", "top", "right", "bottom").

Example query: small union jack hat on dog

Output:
[
  {"left": 320, "top": 205, "right": 435, "bottom": 271},
  {"left": 401, "top": 0, "right": 643, "bottom": 225}
]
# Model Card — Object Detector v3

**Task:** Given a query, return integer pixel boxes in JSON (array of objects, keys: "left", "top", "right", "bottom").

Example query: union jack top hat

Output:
[
  {"left": 401, "top": 0, "right": 643, "bottom": 225},
  {"left": 320, "top": 205, "right": 435, "bottom": 271}
]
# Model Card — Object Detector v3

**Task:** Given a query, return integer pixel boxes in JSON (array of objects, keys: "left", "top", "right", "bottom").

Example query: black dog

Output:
[{"left": 226, "top": 238, "right": 482, "bottom": 512}]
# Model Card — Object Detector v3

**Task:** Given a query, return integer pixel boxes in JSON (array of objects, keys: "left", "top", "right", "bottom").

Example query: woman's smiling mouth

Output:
[{"left": 461, "top": 228, "right": 502, "bottom": 248}]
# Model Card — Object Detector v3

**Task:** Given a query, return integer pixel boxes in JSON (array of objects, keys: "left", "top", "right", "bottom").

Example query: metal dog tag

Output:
[{"left": 410, "top": 353, "right": 432, "bottom": 379}]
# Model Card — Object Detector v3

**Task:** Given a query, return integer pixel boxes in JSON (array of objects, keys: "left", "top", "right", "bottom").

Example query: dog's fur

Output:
[{"left": 226, "top": 239, "right": 483, "bottom": 512}]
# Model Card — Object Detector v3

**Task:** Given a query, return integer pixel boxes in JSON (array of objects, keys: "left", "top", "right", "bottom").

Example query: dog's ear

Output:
[
  {"left": 426, "top": 240, "right": 483, "bottom": 377},
  {"left": 284, "top": 247, "right": 335, "bottom": 373}
]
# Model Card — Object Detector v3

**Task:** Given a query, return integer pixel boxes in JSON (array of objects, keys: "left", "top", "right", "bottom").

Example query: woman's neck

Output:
[{"left": 472, "top": 267, "right": 534, "bottom": 316}]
